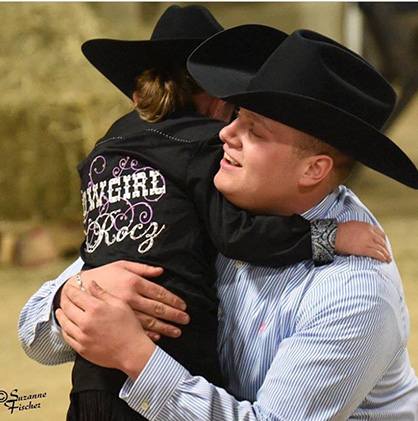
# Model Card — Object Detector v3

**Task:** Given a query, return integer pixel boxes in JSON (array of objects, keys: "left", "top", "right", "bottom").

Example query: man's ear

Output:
[{"left": 299, "top": 155, "right": 334, "bottom": 187}]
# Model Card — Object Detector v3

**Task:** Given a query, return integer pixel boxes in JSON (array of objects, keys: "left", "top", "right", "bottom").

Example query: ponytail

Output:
[{"left": 134, "top": 67, "right": 200, "bottom": 122}]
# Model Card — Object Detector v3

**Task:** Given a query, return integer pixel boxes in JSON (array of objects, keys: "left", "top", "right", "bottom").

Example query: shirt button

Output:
[
  {"left": 235, "top": 260, "right": 243, "bottom": 269},
  {"left": 141, "top": 402, "right": 149, "bottom": 411}
]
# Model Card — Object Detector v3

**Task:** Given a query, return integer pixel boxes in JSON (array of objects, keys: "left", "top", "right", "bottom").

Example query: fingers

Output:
[
  {"left": 89, "top": 280, "right": 121, "bottom": 306},
  {"left": 120, "top": 261, "right": 164, "bottom": 279},
  {"left": 144, "top": 330, "right": 161, "bottom": 342},
  {"left": 63, "top": 284, "right": 95, "bottom": 312},
  {"left": 134, "top": 279, "right": 187, "bottom": 311},
  {"left": 372, "top": 235, "right": 386, "bottom": 248},
  {"left": 135, "top": 312, "right": 182, "bottom": 338},
  {"left": 365, "top": 239, "right": 391, "bottom": 263},
  {"left": 60, "top": 290, "right": 85, "bottom": 322},
  {"left": 374, "top": 243, "right": 391, "bottom": 263},
  {"left": 365, "top": 246, "right": 390, "bottom": 263},
  {"left": 131, "top": 295, "right": 189, "bottom": 325},
  {"left": 372, "top": 225, "right": 386, "bottom": 240},
  {"left": 113, "top": 261, "right": 187, "bottom": 311},
  {"left": 55, "top": 308, "right": 84, "bottom": 351},
  {"left": 84, "top": 261, "right": 186, "bottom": 311},
  {"left": 370, "top": 227, "right": 391, "bottom": 263},
  {"left": 336, "top": 221, "right": 391, "bottom": 263}
]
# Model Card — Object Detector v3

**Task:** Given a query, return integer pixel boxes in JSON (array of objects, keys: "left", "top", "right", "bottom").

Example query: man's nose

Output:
[{"left": 219, "top": 119, "right": 241, "bottom": 148}]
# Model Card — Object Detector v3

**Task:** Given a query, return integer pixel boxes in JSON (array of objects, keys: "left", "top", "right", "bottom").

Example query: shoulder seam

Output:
[
  {"left": 145, "top": 128, "right": 195, "bottom": 144},
  {"left": 94, "top": 136, "right": 124, "bottom": 149}
]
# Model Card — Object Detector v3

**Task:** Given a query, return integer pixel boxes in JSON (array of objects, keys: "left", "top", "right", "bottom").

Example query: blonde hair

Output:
[
  {"left": 293, "top": 132, "right": 357, "bottom": 185},
  {"left": 133, "top": 67, "right": 201, "bottom": 123}
]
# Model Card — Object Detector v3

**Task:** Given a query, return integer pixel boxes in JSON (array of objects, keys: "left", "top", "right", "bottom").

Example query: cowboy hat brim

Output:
[
  {"left": 82, "top": 38, "right": 206, "bottom": 99},
  {"left": 188, "top": 25, "right": 418, "bottom": 189},
  {"left": 224, "top": 91, "right": 418, "bottom": 189}
]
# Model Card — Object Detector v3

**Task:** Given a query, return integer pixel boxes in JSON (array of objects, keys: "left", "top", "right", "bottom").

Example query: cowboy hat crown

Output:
[
  {"left": 248, "top": 29, "right": 396, "bottom": 131},
  {"left": 149, "top": 4, "right": 223, "bottom": 40},
  {"left": 82, "top": 5, "right": 223, "bottom": 99},
  {"left": 188, "top": 25, "right": 418, "bottom": 189}
]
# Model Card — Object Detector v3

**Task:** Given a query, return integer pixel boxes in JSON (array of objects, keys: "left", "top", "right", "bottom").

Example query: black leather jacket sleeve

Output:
[{"left": 185, "top": 136, "right": 320, "bottom": 267}]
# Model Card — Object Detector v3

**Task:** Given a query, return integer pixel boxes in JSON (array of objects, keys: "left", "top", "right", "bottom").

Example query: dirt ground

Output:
[
  {"left": 0, "top": 261, "right": 74, "bottom": 419},
  {"left": 1, "top": 58, "right": 418, "bottom": 421}
]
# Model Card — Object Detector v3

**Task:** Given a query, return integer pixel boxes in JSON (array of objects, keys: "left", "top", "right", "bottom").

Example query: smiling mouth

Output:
[{"left": 224, "top": 153, "right": 242, "bottom": 167}]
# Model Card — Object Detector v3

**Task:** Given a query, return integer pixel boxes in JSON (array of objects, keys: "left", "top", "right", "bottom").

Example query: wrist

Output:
[
  {"left": 311, "top": 218, "right": 338, "bottom": 266},
  {"left": 121, "top": 336, "right": 156, "bottom": 380}
]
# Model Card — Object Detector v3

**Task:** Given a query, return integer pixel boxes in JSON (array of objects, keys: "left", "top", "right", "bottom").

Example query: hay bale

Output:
[
  {"left": 14, "top": 227, "right": 59, "bottom": 267},
  {"left": 0, "top": 3, "right": 134, "bottom": 221},
  {"left": 0, "top": 219, "right": 84, "bottom": 266},
  {"left": 0, "top": 221, "right": 56, "bottom": 266}
]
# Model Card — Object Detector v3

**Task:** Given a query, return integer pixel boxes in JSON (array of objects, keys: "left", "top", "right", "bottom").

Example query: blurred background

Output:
[{"left": 0, "top": 2, "right": 417, "bottom": 419}]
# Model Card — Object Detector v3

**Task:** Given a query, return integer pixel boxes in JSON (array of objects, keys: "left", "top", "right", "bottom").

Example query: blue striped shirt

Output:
[{"left": 18, "top": 186, "right": 418, "bottom": 419}]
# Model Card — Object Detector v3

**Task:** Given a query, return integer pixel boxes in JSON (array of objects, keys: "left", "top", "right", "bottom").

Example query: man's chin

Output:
[
  {"left": 214, "top": 178, "right": 266, "bottom": 213},
  {"left": 214, "top": 173, "right": 229, "bottom": 194},
  {"left": 214, "top": 175, "right": 234, "bottom": 201},
  {"left": 214, "top": 179, "right": 250, "bottom": 211}
]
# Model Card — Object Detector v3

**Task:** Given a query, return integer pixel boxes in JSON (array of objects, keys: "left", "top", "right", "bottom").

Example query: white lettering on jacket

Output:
[{"left": 81, "top": 155, "right": 166, "bottom": 255}]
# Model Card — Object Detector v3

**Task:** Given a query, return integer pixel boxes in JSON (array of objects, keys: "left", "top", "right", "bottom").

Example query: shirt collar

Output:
[{"left": 301, "top": 186, "right": 342, "bottom": 221}]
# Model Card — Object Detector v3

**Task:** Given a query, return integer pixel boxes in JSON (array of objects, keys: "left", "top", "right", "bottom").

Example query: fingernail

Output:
[
  {"left": 171, "top": 328, "right": 181, "bottom": 337},
  {"left": 146, "top": 332, "right": 159, "bottom": 341},
  {"left": 180, "top": 313, "right": 190, "bottom": 324},
  {"left": 176, "top": 300, "right": 187, "bottom": 311}
]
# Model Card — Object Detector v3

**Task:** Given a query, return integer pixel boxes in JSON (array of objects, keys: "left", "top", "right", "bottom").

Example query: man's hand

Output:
[
  {"left": 56, "top": 281, "right": 155, "bottom": 380},
  {"left": 335, "top": 221, "right": 391, "bottom": 263},
  {"left": 59, "top": 261, "right": 190, "bottom": 340}
]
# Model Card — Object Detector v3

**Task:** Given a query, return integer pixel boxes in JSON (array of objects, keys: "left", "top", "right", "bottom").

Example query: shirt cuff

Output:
[
  {"left": 120, "top": 346, "right": 188, "bottom": 420},
  {"left": 24, "top": 277, "right": 68, "bottom": 347},
  {"left": 311, "top": 218, "right": 337, "bottom": 266},
  {"left": 46, "top": 279, "right": 69, "bottom": 340}
]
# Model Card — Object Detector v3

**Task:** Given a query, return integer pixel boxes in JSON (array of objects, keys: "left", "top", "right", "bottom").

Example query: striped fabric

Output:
[
  {"left": 18, "top": 258, "right": 81, "bottom": 364},
  {"left": 18, "top": 186, "right": 418, "bottom": 420},
  {"left": 120, "top": 186, "right": 418, "bottom": 420}
]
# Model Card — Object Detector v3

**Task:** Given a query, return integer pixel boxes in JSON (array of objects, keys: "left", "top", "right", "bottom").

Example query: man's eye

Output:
[
  {"left": 231, "top": 107, "right": 240, "bottom": 121},
  {"left": 250, "top": 129, "right": 262, "bottom": 138}
]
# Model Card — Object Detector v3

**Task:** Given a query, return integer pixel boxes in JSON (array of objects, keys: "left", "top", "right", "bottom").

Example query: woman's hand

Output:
[
  {"left": 335, "top": 221, "right": 391, "bottom": 263},
  {"left": 59, "top": 261, "right": 190, "bottom": 341}
]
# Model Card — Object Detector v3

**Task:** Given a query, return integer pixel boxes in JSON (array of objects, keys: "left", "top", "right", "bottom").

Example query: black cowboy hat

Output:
[
  {"left": 188, "top": 25, "right": 418, "bottom": 189},
  {"left": 81, "top": 5, "right": 223, "bottom": 99}
]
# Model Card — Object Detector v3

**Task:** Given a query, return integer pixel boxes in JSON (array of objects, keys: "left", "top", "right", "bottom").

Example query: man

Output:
[{"left": 20, "top": 26, "right": 418, "bottom": 420}]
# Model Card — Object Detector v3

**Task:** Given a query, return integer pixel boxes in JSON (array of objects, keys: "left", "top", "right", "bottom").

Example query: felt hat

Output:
[
  {"left": 81, "top": 5, "right": 223, "bottom": 99},
  {"left": 188, "top": 25, "right": 418, "bottom": 189}
]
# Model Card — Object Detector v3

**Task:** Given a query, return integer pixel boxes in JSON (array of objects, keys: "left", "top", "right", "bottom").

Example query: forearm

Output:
[
  {"left": 18, "top": 258, "right": 83, "bottom": 365},
  {"left": 120, "top": 271, "right": 403, "bottom": 420},
  {"left": 120, "top": 348, "right": 260, "bottom": 421},
  {"left": 186, "top": 138, "right": 336, "bottom": 267}
]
